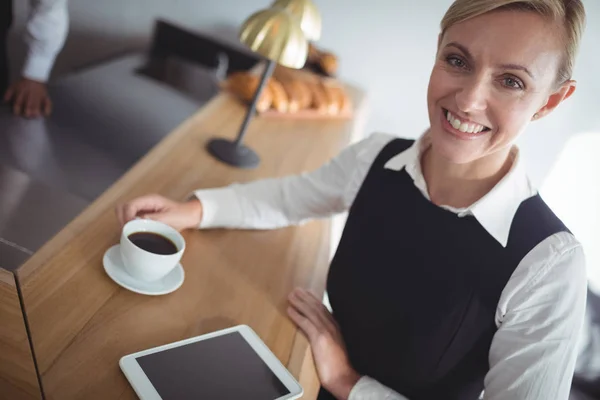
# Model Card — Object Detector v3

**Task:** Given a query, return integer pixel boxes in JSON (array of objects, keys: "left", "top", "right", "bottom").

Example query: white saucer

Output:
[{"left": 103, "top": 245, "right": 184, "bottom": 296}]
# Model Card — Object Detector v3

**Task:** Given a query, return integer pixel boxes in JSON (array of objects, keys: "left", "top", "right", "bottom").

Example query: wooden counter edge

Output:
[{"left": 0, "top": 268, "right": 41, "bottom": 400}]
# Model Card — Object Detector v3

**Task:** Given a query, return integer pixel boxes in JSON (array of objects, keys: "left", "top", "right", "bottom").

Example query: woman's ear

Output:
[{"left": 534, "top": 80, "right": 577, "bottom": 120}]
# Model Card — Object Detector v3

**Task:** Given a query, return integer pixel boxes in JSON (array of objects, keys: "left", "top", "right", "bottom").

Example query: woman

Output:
[{"left": 116, "top": 1, "right": 588, "bottom": 399}]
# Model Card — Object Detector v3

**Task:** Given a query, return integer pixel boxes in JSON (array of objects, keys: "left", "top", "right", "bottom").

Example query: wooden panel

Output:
[
  {"left": 16, "top": 88, "right": 366, "bottom": 399},
  {"left": 0, "top": 268, "right": 41, "bottom": 400}
]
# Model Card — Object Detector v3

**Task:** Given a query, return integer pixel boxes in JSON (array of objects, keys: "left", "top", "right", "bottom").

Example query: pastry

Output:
[
  {"left": 280, "top": 80, "right": 300, "bottom": 113},
  {"left": 256, "top": 85, "right": 273, "bottom": 113},
  {"left": 330, "top": 86, "right": 350, "bottom": 114},
  {"left": 296, "top": 80, "right": 313, "bottom": 110},
  {"left": 308, "top": 43, "right": 320, "bottom": 63},
  {"left": 281, "top": 79, "right": 312, "bottom": 112},
  {"left": 267, "top": 78, "right": 289, "bottom": 113},
  {"left": 307, "top": 82, "right": 328, "bottom": 114},
  {"left": 226, "top": 72, "right": 272, "bottom": 112},
  {"left": 320, "top": 82, "right": 340, "bottom": 115},
  {"left": 226, "top": 72, "right": 256, "bottom": 101},
  {"left": 319, "top": 53, "right": 339, "bottom": 76}
]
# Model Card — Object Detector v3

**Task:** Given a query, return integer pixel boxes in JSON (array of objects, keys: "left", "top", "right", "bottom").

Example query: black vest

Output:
[{"left": 319, "top": 138, "right": 569, "bottom": 400}]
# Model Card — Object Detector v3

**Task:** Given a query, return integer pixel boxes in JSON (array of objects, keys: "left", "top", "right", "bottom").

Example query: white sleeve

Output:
[
  {"left": 484, "top": 236, "right": 587, "bottom": 400},
  {"left": 194, "top": 133, "right": 393, "bottom": 230},
  {"left": 22, "top": 0, "right": 69, "bottom": 82},
  {"left": 348, "top": 376, "right": 410, "bottom": 400}
]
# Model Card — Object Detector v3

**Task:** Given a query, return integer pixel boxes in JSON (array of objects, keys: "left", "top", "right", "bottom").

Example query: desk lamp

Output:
[{"left": 206, "top": 1, "right": 321, "bottom": 168}]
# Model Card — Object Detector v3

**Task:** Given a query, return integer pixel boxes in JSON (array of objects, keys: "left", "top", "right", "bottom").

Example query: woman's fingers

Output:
[
  {"left": 287, "top": 306, "right": 318, "bottom": 341},
  {"left": 141, "top": 211, "right": 186, "bottom": 231},
  {"left": 288, "top": 288, "right": 337, "bottom": 334},
  {"left": 116, "top": 195, "right": 172, "bottom": 226},
  {"left": 297, "top": 289, "right": 337, "bottom": 329},
  {"left": 288, "top": 290, "right": 322, "bottom": 329},
  {"left": 115, "top": 195, "right": 202, "bottom": 232}
]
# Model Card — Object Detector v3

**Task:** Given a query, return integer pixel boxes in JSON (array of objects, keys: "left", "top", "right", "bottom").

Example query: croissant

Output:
[
  {"left": 281, "top": 79, "right": 312, "bottom": 112},
  {"left": 226, "top": 72, "right": 273, "bottom": 112},
  {"left": 267, "top": 79, "right": 289, "bottom": 113}
]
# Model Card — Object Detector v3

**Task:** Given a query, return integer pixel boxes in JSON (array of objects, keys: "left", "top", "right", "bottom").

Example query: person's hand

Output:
[
  {"left": 287, "top": 288, "right": 361, "bottom": 399},
  {"left": 3, "top": 78, "right": 52, "bottom": 118},
  {"left": 115, "top": 195, "right": 203, "bottom": 232}
]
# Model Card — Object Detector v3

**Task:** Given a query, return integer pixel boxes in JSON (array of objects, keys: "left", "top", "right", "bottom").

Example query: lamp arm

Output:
[{"left": 234, "top": 59, "right": 277, "bottom": 147}]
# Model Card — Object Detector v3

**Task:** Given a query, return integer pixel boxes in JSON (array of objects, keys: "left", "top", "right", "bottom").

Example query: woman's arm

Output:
[
  {"left": 347, "top": 377, "right": 409, "bottom": 400},
  {"left": 194, "top": 133, "right": 392, "bottom": 230},
  {"left": 287, "top": 288, "right": 411, "bottom": 400},
  {"left": 115, "top": 133, "right": 394, "bottom": 230},
  {"left": 484, "top": 233, "right": 587, "bottom": 400}
]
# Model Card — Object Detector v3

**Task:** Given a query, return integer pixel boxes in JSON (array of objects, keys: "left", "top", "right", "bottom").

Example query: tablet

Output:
[{"left": 120, "top": 325, "right": 303, "bottom": 400}]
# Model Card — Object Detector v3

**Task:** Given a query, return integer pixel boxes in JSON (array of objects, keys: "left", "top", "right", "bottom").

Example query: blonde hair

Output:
[{"left": 441, "top": 0, "right": 586, "bottom": 84}]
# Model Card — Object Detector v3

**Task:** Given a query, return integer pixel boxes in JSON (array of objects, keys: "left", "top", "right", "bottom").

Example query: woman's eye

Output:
[
  {"left": 446, "top": 56, "right": 467, "bottom": 69},
  {"left": 503, "top": 76, "right": 524, "bottom": 90}
]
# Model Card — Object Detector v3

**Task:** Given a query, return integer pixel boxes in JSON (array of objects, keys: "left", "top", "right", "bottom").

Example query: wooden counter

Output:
[
  {"left": 14, "top": 88, "right": 367, "bottom": 399},
  {"left": 0, "top": 269, "right": 40, "bottom": 400}
]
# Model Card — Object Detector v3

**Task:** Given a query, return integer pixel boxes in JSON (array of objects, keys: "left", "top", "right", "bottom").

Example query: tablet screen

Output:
[{"left": 136, "top": 331, "right": 290, "bottom": 400}]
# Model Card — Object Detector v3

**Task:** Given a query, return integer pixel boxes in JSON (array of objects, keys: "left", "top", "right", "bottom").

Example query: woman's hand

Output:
[
  {"left": 287, "top": 288, "right": 361, "bottom": 400},
  {"left": 115, "top": 195, "right": 203, "bottom": 231}
]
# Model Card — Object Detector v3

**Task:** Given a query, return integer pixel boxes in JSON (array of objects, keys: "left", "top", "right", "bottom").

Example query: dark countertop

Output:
[{"left": 0, "top": 53, "right": 219, "bottom": 270}]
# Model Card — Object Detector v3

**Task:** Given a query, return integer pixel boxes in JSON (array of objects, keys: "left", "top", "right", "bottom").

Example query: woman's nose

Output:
[{"left": 455, "top": 78, "right": 488, "bottom": 114}]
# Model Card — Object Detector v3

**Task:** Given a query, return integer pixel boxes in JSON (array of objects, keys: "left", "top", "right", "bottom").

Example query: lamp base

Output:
[{"left": 206, "top": 138, "right": 260, "bottom": 169}]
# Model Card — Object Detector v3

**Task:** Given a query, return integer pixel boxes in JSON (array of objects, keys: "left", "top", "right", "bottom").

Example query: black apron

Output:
[
  {"left": 1, "top": 0, "right": 13, "bottom": 94},
  {"left": 319, "top": 138, "right": 568, "bottom": 400}
]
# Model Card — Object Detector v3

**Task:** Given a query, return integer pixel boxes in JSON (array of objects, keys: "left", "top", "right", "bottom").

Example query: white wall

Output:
[
  {"left": 8, "top": 0, "right": 600, "bottom": 187},
  {"left": 541, "top": 133, "right": 600, "bottom": 292}
]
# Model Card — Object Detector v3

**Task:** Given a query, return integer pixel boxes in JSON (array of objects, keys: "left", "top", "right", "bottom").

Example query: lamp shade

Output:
[
  {"left": 272, "top": 0, "right": 322, "bottom": 41},
  {"left": 239, "top": 7, "right": 308, "bottom": 69}
]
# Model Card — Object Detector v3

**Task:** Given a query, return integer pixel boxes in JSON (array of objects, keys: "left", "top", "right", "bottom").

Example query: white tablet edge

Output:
[{"left": 119, "top": 325, "right": 304, "bottom": 400}]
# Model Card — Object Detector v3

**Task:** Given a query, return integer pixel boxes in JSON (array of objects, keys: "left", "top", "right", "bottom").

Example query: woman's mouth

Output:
[{"left": 442, "top": 109, "right": 491, "bottom": 139}]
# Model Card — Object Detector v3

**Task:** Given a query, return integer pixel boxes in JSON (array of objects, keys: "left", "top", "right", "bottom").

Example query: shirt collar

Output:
[{"left": 383, "top": 134, "right": 535, "bottom": 247}]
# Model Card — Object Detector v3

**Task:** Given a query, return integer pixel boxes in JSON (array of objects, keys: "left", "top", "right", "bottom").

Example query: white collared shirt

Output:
[
  {"left": 194, "top": 132, "right": 587, "bottom": 400},
  {"left": 20, "top": 0, "right": 69, "bottom": 82}
]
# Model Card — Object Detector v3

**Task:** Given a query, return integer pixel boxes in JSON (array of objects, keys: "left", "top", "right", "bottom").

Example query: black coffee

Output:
[{"left": 128, "top": 232, "right": 178, "bottom": 255}]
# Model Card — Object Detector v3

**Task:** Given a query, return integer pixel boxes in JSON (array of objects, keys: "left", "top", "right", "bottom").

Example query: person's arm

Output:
[
  {"left": 23, "top": 0, "right": 69, "bottom": 82},
  {"left": 347, "top": 377, "right": 409, "bottom": 400},
  {"left": 287, "top": 288, "right": 411, "bottom": 400},
  {"left": 115, "top": 133, "right": 395, "bottom": 231},
  {"left": 483, "top": 233, "right": 587, "bottom": 400},
  {"left": 194, "top": 133, "right": 391, "bottom": 230},
  {"left": 3, "top": 0, "right": 68, "bottom": 117}
]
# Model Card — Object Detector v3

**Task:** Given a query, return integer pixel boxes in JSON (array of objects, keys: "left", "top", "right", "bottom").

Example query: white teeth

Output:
[{"left": 446, "top": 110, "right": 486, "bottom": 134}]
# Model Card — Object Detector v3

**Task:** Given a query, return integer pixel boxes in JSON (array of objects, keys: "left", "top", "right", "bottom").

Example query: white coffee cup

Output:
[{"left": 120, "top": 219, "right": 186, "bottom": 282}]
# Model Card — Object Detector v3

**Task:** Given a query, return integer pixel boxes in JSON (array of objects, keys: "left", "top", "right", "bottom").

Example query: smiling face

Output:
[{"left": 427, "top": 9, "right": 575, "bottom": 165}]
